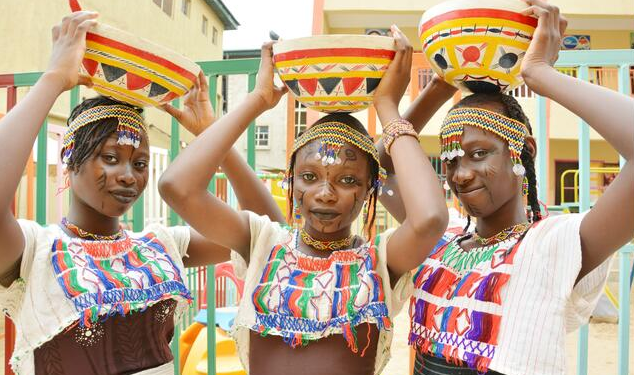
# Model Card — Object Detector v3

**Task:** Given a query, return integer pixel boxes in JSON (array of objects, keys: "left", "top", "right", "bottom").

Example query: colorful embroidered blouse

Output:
[
  {"left": 409, "top": 213, "right": 613, "bottom": 375},
  {"left": 0, "top": 220, "right": 192, "bottom": 375},
  {"left": 231, "top": 212, "right": 411, "bottom": 375}
]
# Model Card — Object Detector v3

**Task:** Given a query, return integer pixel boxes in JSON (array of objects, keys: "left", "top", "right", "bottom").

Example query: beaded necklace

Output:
[
  {"left": 61, "top": 218, "right": 124, "bottom": 241},
  {"left": 299, "top": 228, "right": 355, "bottom": 251},
  {"left": 471, "top": 222, "right": 531, "bottom": 246}
]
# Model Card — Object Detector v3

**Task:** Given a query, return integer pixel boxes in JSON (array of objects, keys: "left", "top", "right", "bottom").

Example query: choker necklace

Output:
[
  {"left": 300, "top": 229, "right": 355, "bottom": 251},
  {"left": 472, "top": 222, "right": 531, "bottom": 246},
  {"left": 61, "top": 218, "right": 124, "bottom": 241}
]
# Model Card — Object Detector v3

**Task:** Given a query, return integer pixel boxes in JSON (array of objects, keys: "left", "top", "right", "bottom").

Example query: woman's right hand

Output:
[
  {"left": 250, "top": 41, "right": 288, "bottom": 110},
  {"left": 45, "top": 11, "right": 98, "bottom": 91},
  {"left": 249, "top": 42, "right": 288, "bottom": 110},
  {"left": 373, "top": 24, "right": 413, "bottom": 123}
]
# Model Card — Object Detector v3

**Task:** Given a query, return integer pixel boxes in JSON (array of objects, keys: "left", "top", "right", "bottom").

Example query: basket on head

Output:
[
  {"left": 70, "top": 0, "right": 201, "bottom": 107},
  {"left": 419, "top": 0, "right": 537, "bottom": 93},
  {"left": 272, "top": 35, "right": 396, "bottom": 113}
]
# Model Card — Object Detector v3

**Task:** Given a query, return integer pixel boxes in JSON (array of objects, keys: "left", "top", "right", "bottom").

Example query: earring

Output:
[
  {"left": 443, "top": 181, "right": 451, "bottom": 191},
  {"left": 513, "top": 163, "right": 526, "bottom": 176},
  {"left": 522, "top": 177, "right": 529, "bottom": 196}
]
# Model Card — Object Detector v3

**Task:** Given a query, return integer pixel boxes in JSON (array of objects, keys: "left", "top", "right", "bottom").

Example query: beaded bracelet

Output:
[{"left": 382, "top": 118, "right": 419, "bottom": 155}]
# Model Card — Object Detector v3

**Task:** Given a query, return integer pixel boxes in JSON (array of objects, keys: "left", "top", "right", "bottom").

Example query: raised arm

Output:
[
  {"left": 373, "top": 26, "right": 449, "bottom": 280},
  {"left": 158, "top": 43, "right": 287, "bottom": 262},
  {"left": 161, "top": 73, "right": 285, "bottom": 266},
  {"left": 0, "top": 12, "right": 97, "bottom": 280},
  {"left": 377, "top": 76, "right": 456, "bottom": 222},
  {"left": 521, "top": 0, "right": 634, "bottom": 278}
]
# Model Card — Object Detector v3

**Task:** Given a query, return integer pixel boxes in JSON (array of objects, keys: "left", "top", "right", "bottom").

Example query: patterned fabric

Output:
[
  {"left": 251, "top": 231, "right": 391, "bottom": 352},
  {"left": 408, "top": 213, "right": 614, "bottom": 375},
  {"left": 0, "top": 221, "right": 191, "bottom": 375},
  {"left": 409, "top": 227, "right": 524, "bottom": 373},
  {"left": 231, "top": 211, "right": 410, "bottom": 375},
  {"left": 51, "top": 232, "right": 192, "bottom": 327}
]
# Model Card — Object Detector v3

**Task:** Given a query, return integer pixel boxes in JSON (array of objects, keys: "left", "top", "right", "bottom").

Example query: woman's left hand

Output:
[
  {"left": 373, "top": 25, "right": 413, "bottom": 118},
  {"left": 161, "top": 71, "right": 215, "bottom": 136},
  {"left": 520, "top": 0, "right": 568, "bottom": 80}
]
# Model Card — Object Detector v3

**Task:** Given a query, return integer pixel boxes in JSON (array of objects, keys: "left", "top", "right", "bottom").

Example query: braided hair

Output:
[
  {"left": 452, "top": 92, "right": 542, "bottom": 224},
  {"left": 63, "top": 96, "right": 144, "bottom": 172},
  {"left": 286, "top": 113, "right": 379, "bottom": 240}
]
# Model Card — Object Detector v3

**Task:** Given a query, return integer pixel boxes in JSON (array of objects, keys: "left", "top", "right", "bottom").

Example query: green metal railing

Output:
[{"left": 2, "top": 49, "right": 633, "bottom": 375}]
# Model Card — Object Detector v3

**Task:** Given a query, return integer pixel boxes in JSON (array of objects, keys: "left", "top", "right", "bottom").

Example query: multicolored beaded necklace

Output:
[
  {"left": 299, "top": 228, "right": 355, "bottom": 251},
  {"left": 472, "top": 222, "right": 531, "bottom": 246},
  {"left": 61, "top": 218, "right": 124, "bottom": 241}
]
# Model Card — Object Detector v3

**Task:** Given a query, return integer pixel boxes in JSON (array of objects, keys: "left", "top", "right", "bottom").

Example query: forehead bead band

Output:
[
  {"left": 439, "top": 107, "right": 529, "bottom": 176},
  {"left": 281, "top": 121, "right": 389, "bottom": 194},
  {"left": 62, "top": 105, "right": 145, "bottom": 164}
]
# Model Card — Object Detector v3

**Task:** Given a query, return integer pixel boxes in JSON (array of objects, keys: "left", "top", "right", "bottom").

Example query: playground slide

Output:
[{"left": 180, "top": 308, "right": 245, "bottom": 375}]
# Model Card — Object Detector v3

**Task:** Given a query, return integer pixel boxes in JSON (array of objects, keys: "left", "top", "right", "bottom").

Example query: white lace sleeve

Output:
[{"left": 0, "top": 220, "right": 40, "bottom": 318}]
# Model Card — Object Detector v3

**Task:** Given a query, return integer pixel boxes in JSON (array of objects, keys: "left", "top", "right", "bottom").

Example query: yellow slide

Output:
[{"left": 180, "top": 323, "right": 245, "bottom": 375}]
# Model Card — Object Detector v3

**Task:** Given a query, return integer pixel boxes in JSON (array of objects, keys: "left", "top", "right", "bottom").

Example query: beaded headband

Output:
[
  {"left": 281, "top": 121, "right": 389, "bottom": 194},
  {"left": 62, "top": 105, "right": 146, "bottom": 164},
  {"left": 439, "top": 107, "right": 529, "bottom": 176}
]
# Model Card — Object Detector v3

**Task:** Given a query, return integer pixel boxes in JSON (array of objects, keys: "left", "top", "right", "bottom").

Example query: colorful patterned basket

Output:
[
  {"left": 70, "top": 0, "right": 201, "bottom": 107},
  {"left": 419, "top": 0, "right": 537, "bottom": 93},
  {"left": 272, "top": 35, "right": 396, "bottom": 113}
]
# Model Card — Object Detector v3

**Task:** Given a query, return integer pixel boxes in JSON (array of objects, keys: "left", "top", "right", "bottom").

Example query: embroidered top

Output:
[
  {"left": 230, "top": 212, "right": 411, "bottom": 375},
  {"left": 408, "top": 212, "right": 613, "bottom": 375},
  {"left": 0, "top": 220, "right": 192, "bottom": 375}
]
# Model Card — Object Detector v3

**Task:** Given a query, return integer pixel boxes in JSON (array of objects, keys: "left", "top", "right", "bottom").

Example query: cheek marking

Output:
[
  {"left": 297, "top": 190, "right": 306, "bottom": 207},
  {"left": 96, "top": 169, "right": 107, "bottom": 191}
]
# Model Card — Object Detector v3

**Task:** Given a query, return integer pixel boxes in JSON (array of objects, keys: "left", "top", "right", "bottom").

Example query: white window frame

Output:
[
  {"left": 181, "top": 0, "right": 191, "bottom": 16},
  {"left": 202, "top": 15, "right": 208, "bottom": 35},
  {"left": 255, "top": 125, "right": 270, "bottom": 148},
  {"left": 294, "top": 101, "right": 307, "bottom": 138}
]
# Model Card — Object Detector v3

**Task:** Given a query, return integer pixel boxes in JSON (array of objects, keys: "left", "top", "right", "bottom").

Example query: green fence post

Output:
[
  {"left": 207, "top": 163, "right": 217, "bottom": 375},
  {"left": 576, "top": 64, "right": 590, "bottom": 375},
  {"left": 132, "top": 194, "right": 144, "bottom": 232},
  {"left": 36, "top": 120, "right": 48, "bottom": 225},
  {"left": 207, "top": 264, "right": 216, "bottom": 375},
  {"left": 70, "top": 86, "right": 80, "bottom": 110},
  {"left": 247, "top": 73, "right": 257, "bottom": 169}
]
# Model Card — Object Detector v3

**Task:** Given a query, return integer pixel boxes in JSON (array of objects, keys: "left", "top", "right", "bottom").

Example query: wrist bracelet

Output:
[{"left": 382, "top": 118, "right": 418, "bottom": 156}]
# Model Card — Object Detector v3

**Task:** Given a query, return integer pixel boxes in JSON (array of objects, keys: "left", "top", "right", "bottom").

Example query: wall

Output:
[{"left": 227, "top": 74, "right": 289, "bottom": 171}]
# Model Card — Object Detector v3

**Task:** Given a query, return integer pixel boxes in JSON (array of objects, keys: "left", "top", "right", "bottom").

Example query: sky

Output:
[{"left": 221, "top": 0, "right": 314, "bottom": 50}]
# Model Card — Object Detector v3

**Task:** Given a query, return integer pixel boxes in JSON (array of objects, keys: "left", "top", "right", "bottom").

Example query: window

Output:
[
  {"left": 212, "top": 27, "right": 218, "bottom": 45},
  {"left": 181, "top": 0, "right": 191, "bottom": 16},
  {"left": 154, "top": 0, "right": 173, "bottom": 16},
  {"left": 202, "top": 16, "right": 208, "bottom": 35},
  {"left": 294, "top": 101, "right": 307, "bottom": 138},
  {"left": 417, "top": 68, "right": 434, "bottom": 92},
  {"left": 255, "top": 125, "right": 269, "bottom": 147}
]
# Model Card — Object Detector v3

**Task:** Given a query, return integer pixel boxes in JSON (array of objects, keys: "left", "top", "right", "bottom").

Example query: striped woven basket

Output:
[
  {"left": 419, "top": 0, "right": 537, "bottom": 93},
  {"left": 70, "top": 0, "right": 200, "bottom": 107},
  {"left": 273, "top": 35, "right": 396, "bottom": 113}
]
